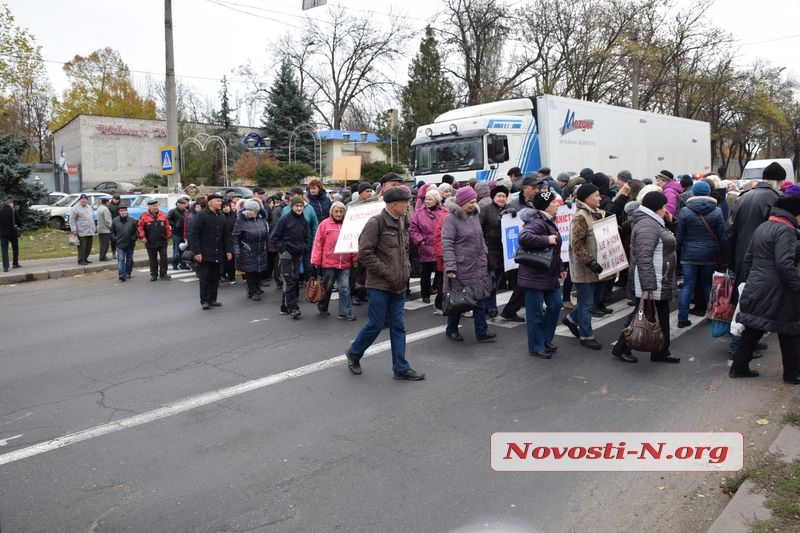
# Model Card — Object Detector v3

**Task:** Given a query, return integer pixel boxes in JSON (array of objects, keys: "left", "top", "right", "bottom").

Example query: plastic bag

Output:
[
  {"left": 729, "top": 282, "right": 746, "bottom": 337},
  {"left": 707, "top": 271, "right": 735, "bottom": 322},
  {"left": 67, "top": 233, "right": 78, "bottom": 246}
]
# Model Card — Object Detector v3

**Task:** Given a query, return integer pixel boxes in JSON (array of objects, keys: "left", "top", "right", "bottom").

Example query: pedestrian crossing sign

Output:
[{"left": 160, "top": 145, "right": 175, "bottom": 175}]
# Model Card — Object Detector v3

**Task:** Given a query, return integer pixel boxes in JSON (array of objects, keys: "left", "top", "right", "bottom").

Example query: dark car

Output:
[
  {"left": 214, "top": 186, "right": 254, "bottom": 199},
  {"left": 89, "top": 181, "right": 144, "bottom": 194}
]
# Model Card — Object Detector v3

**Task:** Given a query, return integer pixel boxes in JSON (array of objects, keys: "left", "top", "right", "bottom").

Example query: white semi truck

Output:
[{"left": 409, "top": 95, "right": 711, "bottom": 185}]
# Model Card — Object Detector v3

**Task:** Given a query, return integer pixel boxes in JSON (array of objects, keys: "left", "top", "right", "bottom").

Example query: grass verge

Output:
[{"left": 17, "top": 228, "right": 77, "bottom": 260}]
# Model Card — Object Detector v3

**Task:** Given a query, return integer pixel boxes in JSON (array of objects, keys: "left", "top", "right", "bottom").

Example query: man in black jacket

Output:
[
  {"left": 269, "top": 195, "right": 307, "bottom": 318},
  {"left": 189, "top": 194, "right": 232, "bottom": 309},
  {"left": 0, "top": 199, "right": 21, "bottom": 272},
  {"left": 110, "top": 205, "right": 138, "bottom": 281},
  {"left": 167, "top": 197, "right": 190, "bottom": 270}
]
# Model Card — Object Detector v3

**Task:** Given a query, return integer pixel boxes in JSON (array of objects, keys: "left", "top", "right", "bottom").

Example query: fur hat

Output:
[
  {"left": 533, "top": 191, "right": 557, "bottom": 211},
  {"left": 244, "top": 200, "right": 261, "bottom": 211},
  {"left": 490, "top": 185, "right": 510, "bottom": 199},
  {"left": 775, "top": 195, "right": 800, "bottom": 216},
  {"left": 691, "top": 180, "right": 711, "bottom": 197},
  {"left": 575, "top": 183, "right": 599, "bottom": 202},
  {"left": 579, "top": 168, "right": 594, "bottom": 181},
  {"left": 641, "top": 191, "right": 668, "bottom": 212},
  {"left": 383, "top": 186, "right": 411, "bottom": 203},
  {"left": 455, "top": 186, "right": 478, "bottom": 205},
  {"left": 763, "top": 162, "right": 787, "bottom": 181}
]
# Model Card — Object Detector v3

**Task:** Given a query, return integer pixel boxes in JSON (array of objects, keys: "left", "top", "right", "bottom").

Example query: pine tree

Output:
[
  {"left": 210, "top": 77, "right": 244, "bottom": 185},
  {"left": 262, "top": 60, "right": 314, "bottom": 165},
  {"left": 399, "top": 26, "right": 456, "bottom": 163},
  {"left": 0, "top": 135, "right": 48, "bottom": 228}
]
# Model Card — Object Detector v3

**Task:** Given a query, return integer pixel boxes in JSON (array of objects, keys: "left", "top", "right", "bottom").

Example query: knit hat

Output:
[
  {"left": 533, "top": 191, "right": 557, "bottom": 211},
  {"left": 357, "top": 182, "right": 373, "bottom": 194},
  {"left": 775, "top": 196, "right": 800, "bottom": 216},
  {"left": 244, "top": 200, "right": 261, "bottom": 211},
  {"left": 691, "top": 180, "right": 711, "bottom": 197},
  {"left": 575, "top": 183, "right": 599, "bottom": 202},
  {"left": 783, "top": 184, "right": 800, "bottom": 197},
  {"left": 591, "top": 172, "right": 610, "bottom": 191},
  {"left": 557, "top": 172, "right": 571, "bottom": 184},
  {"left": 655, "top": 170, "right": 674, "bottom": 182},
  {"left": 380, "top": 172, "right": 403, "bottom": 184},
  {"left": 79, "top": 193, "right": 88, "bottom": 200},
  {"left": 680, "top": 174, "right": 694, "bottom": 190},
  {"left": 290, "top": 195, "right": 304, "bottom": 207},
  {"left": 424, "top": 188, "right": 442, "bottom": 204},
  {"left": 490, "top": 184, "right": 510, "bottom": 199},
  {"left": 455, "top": 186, "right": 478, "bottom": 205},
  {"left": 383, "top": 186, "right": 411, "bottom": 203},
  {"left": 579, "top": 168, "right": 594, "bottom": 181},
  {"left": 763, "top": 162, "right": 787, "bottom": 181},
  {"left": 617, "top": 170, "right": 632, "bottom": 182},
  {"left": 641, "top": 191, "right": 668, "bottom": 212}
]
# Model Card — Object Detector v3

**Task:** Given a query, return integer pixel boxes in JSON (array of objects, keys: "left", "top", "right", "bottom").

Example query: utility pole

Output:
[{"left": 164, "top": 0, "right": 181, "bottom": 189}]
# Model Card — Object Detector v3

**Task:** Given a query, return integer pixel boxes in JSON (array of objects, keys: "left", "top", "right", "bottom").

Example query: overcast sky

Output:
[{"left": 8, "top": 0, "right": 800, "bottom": 127}]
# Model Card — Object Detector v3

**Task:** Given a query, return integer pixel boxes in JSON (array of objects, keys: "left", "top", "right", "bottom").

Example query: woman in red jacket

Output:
[{"left": 311, "top": 201, "right": 358, "bottom": 320}]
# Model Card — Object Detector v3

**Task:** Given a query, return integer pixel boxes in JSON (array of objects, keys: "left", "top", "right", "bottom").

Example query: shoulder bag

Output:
[
  {"left": 442, "top": 277, "right": 477, "bottom": 316},
  {"left": 514, "top": 246, "right": 554, "bottom": 269},
  {"left": 622, "top": 291, "right": 664, "bottom": 352}
]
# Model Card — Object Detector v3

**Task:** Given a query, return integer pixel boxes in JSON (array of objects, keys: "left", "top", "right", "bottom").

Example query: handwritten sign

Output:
[
  {"left": 555, "top": 204, "right": 576, "bottom": 263},
  {"left": 501, "top": 213, "right": 524, "bottom": 272},
  {"left": 594, "top": 215, "right": 628, "bottom": 280},
  {"left": 334, "top": 201, "right": 387, "bottom": 253}
]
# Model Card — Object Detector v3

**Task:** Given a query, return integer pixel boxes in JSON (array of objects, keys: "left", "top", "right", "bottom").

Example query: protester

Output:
[
  {"left": 96, "top": 197, "right": 113, "bottom": 261},
  {"left": 110, "top": 204, "right": 138, "bottom": 282},
  {"left": 138, "top": 198, "right": 172, "bottom": 281},
  {"left": 479, "top": 184, "right": 509, "bottom": 318},
  {"left": 69, "top": 193, "right": 95, "bottom": 265},
  {"left": 306, "top": 178, "right": 332, "bottom": 222},
  {"left": 410, "top": 188, "right": 446, "bottom": 304},
  {"left": 271, "top": 195, "right": 308, "bottom": 318},
  {"left": 0, "top": 198, "right": 21, "bottom": 272},
  {"left": 168, "top": 197, "right": 190, "bottom": 270},
  {"left": 232, "top": 200, "right": 270, "bottom": 301},
  {"left": 311, "top": 201, "right": 356, "bottom": 319},
  {"left": 220, "top": 201, "right": 237, "bottom": 284},
  {"left": 188, "top": 194, "right": 232, "bottom": 309},
  {"left": 654, "top": 170, "right": 681, "bottom": 216}
]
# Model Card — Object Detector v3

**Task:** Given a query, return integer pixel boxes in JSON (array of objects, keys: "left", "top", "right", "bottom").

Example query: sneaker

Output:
[
  {"left": 433, "top": 308, "right": 444, "bottom": 316},
  {"left": 345, "top": 350, "right": 362, "bottom": 375},
  {"left": 338, "top": 314, "right": 357, "bottom": 321},
  {"left": 487, "top": 309, "right": 499, "bottom": 319},
  {"left": 208, "top": 302, "right": 222, "bottom": 307},
  {"left": 125, "top": 274, "right": 132, "bottom": 279},
  {"left": 201, "top": 302, "right": 210, "bottom": 310},
  {"left": 562, "top": 317, "right": 580, "bottom": 338},
  {"left": 280, "top": 305, "right": 288, "bottom": 315},
  {"left": 318, "top": 308, "right": 330, "bottom": 317},
  {"left": 229, "top": 280, "right": 237, "bottom": 285},
  {"left": 500, "top": 314, "right": 525, "bottom": 323},
  {"left": 352, "top": 297, "right": 361, "bottom": 306},
  {"left": 290, "top": 308, "right": 301, "bottom": 319},
  {"left": 250, "top": 294, "right": 261, "bottom": 301},
  {"left": 393, "top": 369, "right": 425, "bottom": 381}
]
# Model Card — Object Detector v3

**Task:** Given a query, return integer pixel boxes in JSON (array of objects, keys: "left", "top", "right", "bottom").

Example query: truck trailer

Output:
[{"left": 409, "top": 95, "right": 711, "bottom": 186}]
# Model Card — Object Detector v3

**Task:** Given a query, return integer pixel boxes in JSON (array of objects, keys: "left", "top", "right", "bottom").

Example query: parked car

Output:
[
  {"left": 126, "top": 193, "right": 185, "bottom": 221},
  {"left": 31, "top": 192, "right": 110, "bottom": 230},
  {"left": 43, "top": 192, "right": 69, "bottom": 205},
  {"left": 88, "top": 181, "right": 144, "bottom": 194},
  {"left": 214, "top": 186, "right": 254, "bottom": 199}
]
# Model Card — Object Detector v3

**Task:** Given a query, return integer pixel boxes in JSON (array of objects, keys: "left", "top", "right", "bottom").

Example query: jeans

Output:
[
  {"left": 116, "top": 245, "right": 134, "bottom": 277},
  {"left": 319, "top": 267, "right": 352, "bottom": 316},
  {"left": 172, "top": 234, "right": 186, "bottom": 269},
  {"left": 280, "top": 253, "right": 303, "bottom": 311},
  {"left": 348, "top": 288, "right": 410, "bottom": 373},
  {"left": 567, "top": 282, "right": 598, "bottom": 339},
  {"left": 147, "top": 246, "right": 168, "bottom": 277},
  {"left": 677, "top": 263, "right": 715, "bottom": 322},
  {"left": 525, "top": 288, "right": 563, "bottom": 353},
  {"left": 446, "top": 297, "right": 490, "bottom": 338},
  {"left": 1, "top": 235, "right": 19, "bottom": 270}
]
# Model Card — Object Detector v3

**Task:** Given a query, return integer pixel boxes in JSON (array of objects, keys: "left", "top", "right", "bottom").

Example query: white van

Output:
[{"left": 741, "top": 158, "right": 794, "bottom": 183}]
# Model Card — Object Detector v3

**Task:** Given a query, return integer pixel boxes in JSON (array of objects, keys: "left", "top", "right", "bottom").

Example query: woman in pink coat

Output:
[
  {"left": 311, "top": 201, "right": 358, "bottom": 320},
  {"left": 410, "top": 188, "right": 446, "bottom": 303}
]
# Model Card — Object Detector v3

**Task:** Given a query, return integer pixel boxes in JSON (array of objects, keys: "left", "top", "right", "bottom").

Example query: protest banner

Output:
[
  {"left": 501, "top": 213, "right": 524, "bottom": 272},
  {"left": 333, "top": 201, "right": 387, "bottom": 253},
  {"left": 555, "top": 204, "right": 576, "bottom": 263},
  {"left": 593, "top": 215, "right": 628, "bottom": 280}
]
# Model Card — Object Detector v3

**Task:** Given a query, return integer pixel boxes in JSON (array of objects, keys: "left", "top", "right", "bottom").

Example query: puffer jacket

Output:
[
  {"left": 568, "top": 200, "right": 608, "bottom": 283},
  {"left": 410, "top": 203, "right": 445, "bottom": 263},
  {"left": 282, "top": 203, "right": 319, "bottom": 251},
  {"left": 307, "top": 189, "right": 332, "bottom": 222},
  {"left": 232, "top": 212, "right": 269, "bottom": 273},
  {"left": 110, "top": 215, "right": 138, "bottom": 249},
  {"left": 628, "top": 206, "right": 677, "bottom": 301},
  {"left": 479, "top": 200, "right": 505, "bottom": 271},
  {"left": 441, "top": 198, "right": 493, "bottom": 300},
  {"left": 661, "top": 180, "right": 684, "bottom": 216},
  {"left": 311, "top": 216, "right": 356, "bottom": 270},
  {"left": 68, "top": 203, "right": 95, "bottom": 237},
  {"left": 137, "top": 209, "right": 172, "bottom": 249},
  {"left": 517, "top": 208, "right": 562, "bottom": 291},
  {"left": 737, "top": 206, "right": 800, "bottom": 335},
  {"left": 676, "top": 196, "right": 726, "bottom": 264},
  {"left": 270, "top": 210, "right": 307, "bottom": 256},
  {"left": 358, "top": 209, "right": 410, "bottom": 294}
]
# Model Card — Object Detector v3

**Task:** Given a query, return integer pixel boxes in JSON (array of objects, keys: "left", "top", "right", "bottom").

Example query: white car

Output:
[{"left": 31, "top": 192, "right": 109, "bottom": 230}]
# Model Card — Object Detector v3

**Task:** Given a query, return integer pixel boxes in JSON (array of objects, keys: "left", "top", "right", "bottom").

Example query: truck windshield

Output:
[{"left": 413, "top": 136, "right": 484, "bottom": 175}]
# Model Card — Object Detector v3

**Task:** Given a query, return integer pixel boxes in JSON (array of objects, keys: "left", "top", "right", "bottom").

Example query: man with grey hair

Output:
[{"left": 69, "top": 194, "right": 95, "bottom": 265}]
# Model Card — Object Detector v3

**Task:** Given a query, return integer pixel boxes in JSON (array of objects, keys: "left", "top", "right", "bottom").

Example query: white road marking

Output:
[
  {"left": 0, "top": 325, "right": 446, "bottom": 467},
  {"left": 0, "top": 434, "right": 23, "bottom": 447}
]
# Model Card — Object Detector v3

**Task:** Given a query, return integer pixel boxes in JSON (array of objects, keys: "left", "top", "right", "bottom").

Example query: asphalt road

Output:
[{"left": 0, "top": 270, "right": 798, "bottom": 532}]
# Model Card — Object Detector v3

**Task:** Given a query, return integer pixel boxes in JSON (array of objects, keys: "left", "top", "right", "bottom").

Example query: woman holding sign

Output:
[
  {"left": 612, "top": 192, "right": 678, "bottom": 363},
  {"left": 517, "top": 192, "right": 567, "bottom": 358}
]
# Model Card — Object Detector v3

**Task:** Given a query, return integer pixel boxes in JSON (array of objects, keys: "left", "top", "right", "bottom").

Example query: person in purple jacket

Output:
[
  {"left": 655, "top": 170, "right": 683, "bottom": 217},
  {"left": 410, "top": 188, "right": 446, "bottom": 304}
]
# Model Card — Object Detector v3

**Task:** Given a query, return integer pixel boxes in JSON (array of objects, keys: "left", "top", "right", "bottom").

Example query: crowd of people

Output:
[{"left": 14, "top": 162, "right": 796, "bottom": 384}]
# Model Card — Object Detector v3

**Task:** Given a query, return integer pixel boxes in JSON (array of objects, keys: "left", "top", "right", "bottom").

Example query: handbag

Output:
[
  {"left": 514, "top": 246, "right": 554, "bottom": 269},
  {"left": 442, "top": 278, "right": 477, "bottom": 316},
  {"left": 707, "top": 270, "right": 735, "bottom": 322},
  {"left": 304, "top": 275, "right": 326, "bottom": 303},
  {"left": 622, "top": 291, "right": 664, "bottom": 352}
]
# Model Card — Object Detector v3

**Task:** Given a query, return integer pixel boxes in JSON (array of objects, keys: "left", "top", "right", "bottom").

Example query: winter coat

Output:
[
  {"left": 441, "top": 198, "right": 493, "bottom": 300},
  {"left": 282, "top": 203, "right": 319, "bottom": 251},
  {"left": 568, "top": 200, "right": 608, "bottom": 283},
  {"left": 137, "top": 209, "right": 172, "bottom": 249},
  {"left": 737, "top": 206, "right": 800, "bottom": 335},
  {"left": 110, "top": 215, "right": 138, "bottom": 249},
  {"left": 479, "top": 200, "right": 505, "bottom": 271},
  {"left": 188, "top": 207, "right": 232, "bottom": 263},
  {"left": 410, "top": 203, "right": 445, "bottom": 263},
  {"left": 517, "top": 208, "right": 563, "bottom": 291},
  {"left": 311, "top": 216, "right": 356, "bottom": 270},
  {"left": 307, "top": 189, "right": 332, "bottom": 222},
  {"left": 358, "top": 208, "right": 410, "bottom": 294},
  {"left": 628, "top": 206, "right": 677, "bottom": 301},
  {"left": 0, "top": 205, "right": 20, "bottom": 238},
  {"left": 69, "top": 203, "right": 95, "bottom": 237},
  {"left": 661, "top": 180, "right": 683, "bottom": 216},
  {"left": 434, "top": 211, "right": 448, "bottom": 272},
  {"left": 107, "top": 200, "right": 121, "bottom": 220},
  {"left": 167, "top": 206, "right": 187, "bottom": 236},
  {"left": 676, "top": 196, "right": 726, "bottom": 265},
  {"left": 509, "top": 192, "right": 535, "bottom": 212},
  {"left": 270, "top": 210, "right": 307, "bottom": 256},
  {"left": 725, "top": 182, "right": 781, "bottom": 288},
  {"left": 232, "top": 212, "right": 269, "bottom": 273},
  {"left": 96, "top": 204, "right": 112, "bottom": 234}
]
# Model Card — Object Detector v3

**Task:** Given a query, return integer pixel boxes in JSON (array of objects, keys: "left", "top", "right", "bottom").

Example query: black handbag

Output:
[
  {"left": 442, "top": 278, "right": 478, "bottom": 316},
  {"left": 514, "top": 246, "right": 554, "bottom": 269}
]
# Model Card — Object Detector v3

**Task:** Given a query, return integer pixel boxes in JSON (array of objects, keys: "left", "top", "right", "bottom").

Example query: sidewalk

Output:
[{"left": 0, "top": 249, "right": 152, "bottom": 285}]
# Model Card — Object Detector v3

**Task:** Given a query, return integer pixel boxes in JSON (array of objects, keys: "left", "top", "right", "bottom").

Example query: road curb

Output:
[
  {"left": 707, "top": 424, "right": 800, "bottom": 532},
  {"left": 0, "top": 258, "right": 151, "bottom": 285}
]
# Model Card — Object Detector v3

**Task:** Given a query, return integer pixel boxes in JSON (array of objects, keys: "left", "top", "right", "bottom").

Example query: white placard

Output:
[
  {"left": 501, "top": 213, "right": 524, "bottom": 272},
  {"left": 334, "top": 201, "right": 386, "bottom": 253},
  {"left": 555, "top": 204, "right": 576, "bottom": 263},
  {"left": 593, "top": 215, "right": 628, "bottom": 280}
]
